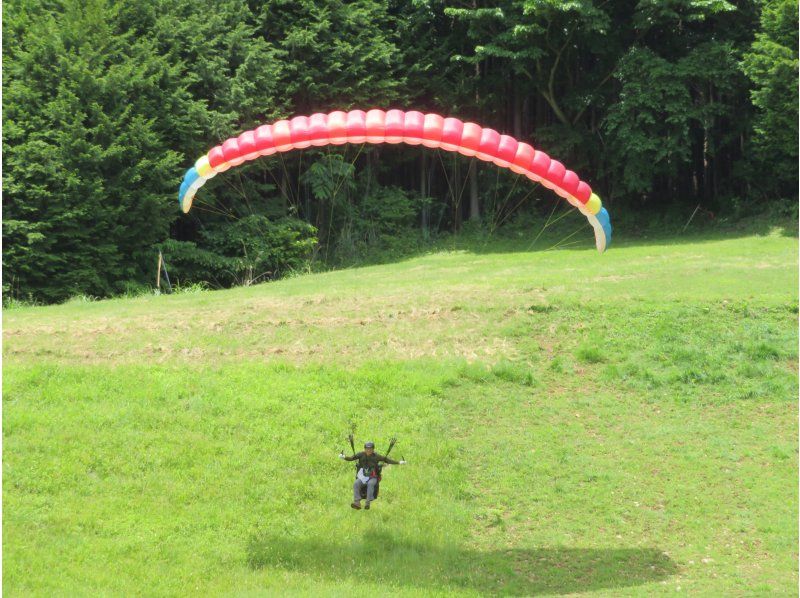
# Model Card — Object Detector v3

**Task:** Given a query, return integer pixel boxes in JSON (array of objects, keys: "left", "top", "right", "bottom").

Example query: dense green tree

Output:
[
  {"left": 742, "top": 0, "right": 799, "bottom": 197},
  {"left": 604, "top": 41, "right": 746, "bottom": 202},
  {"left": 3, "top": 0, "right": 195, "bottom": 301},
  {"left": 257, "top": 0, "right": 405, "bottom": 112}
]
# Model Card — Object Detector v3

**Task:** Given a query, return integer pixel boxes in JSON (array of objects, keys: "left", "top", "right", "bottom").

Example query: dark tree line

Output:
[{"left": 3, "top": 0, "right": 797, "bottom": 302}]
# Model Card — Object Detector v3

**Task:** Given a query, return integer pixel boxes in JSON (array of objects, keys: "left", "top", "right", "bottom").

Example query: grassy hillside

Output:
[{"left": 4, "top": 227, "right": 798, "bottom": 596}]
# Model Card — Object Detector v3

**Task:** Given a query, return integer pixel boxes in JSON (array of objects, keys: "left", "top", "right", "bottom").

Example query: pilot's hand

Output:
[
  {"left": 399, "top": 460, "right": 407, "bottom": 465},
  {"left": 338, "top": 452, "right": 346, "bottom": 459}
]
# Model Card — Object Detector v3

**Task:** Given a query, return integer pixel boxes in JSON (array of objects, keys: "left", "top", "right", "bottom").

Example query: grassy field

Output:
[{"left": 4, "top": 224, "right": 798, "bottom": 596}]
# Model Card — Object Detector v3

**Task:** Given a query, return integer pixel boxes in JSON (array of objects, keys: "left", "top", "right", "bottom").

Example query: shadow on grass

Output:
[
  {"left": 247, "top": 529, "right": 678, "bottom": 595},
  {"left": 323, "top": 211, "right": 797, "bottom": 275},
  {"left": 443, "top": 215, "right": 798, "bottom": 255}
]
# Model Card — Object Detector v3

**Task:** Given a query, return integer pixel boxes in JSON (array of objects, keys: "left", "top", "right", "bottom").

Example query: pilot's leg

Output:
[
  {"left": 365, "top": 478, "right": 378, "bottom": 508},
  {"left": 352, "top": 479, "right": 363, "bottom": 509}
]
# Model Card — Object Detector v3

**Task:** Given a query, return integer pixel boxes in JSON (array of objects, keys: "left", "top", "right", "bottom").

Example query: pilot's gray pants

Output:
[{"left": 354, "top": 478, "right": 378, "bottom": 502}]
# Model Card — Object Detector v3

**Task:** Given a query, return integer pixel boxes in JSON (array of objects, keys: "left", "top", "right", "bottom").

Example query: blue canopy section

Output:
[{"left": 596, "top": 208, "right": 612, "bottom": 247}]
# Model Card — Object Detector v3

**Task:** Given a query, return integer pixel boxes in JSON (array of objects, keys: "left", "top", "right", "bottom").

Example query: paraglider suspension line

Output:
[
  {"left": 435, "top": 151, "right": 470, "bottom": 232},
  {"left": 490, "top": 171, "right": 524, "bottom": 234},
  {"left": 543, "top": 222, "right": 590, "bottom": 252},
  {"left": 528, "top": 198, "right": 578, "bottom": 250},
  {"left": 234, "top": 168, "right": 255, "bottom": 215},
  {"left": 495, "top": 185, "right": 536, "bottom": 232},
  {"left": 193, "top": 200, "right": 238, "bottom": 220},
  {"left": 331, "top": 143, "right": 364, "bottom": 202},
  {"left": 260, "top": 162, "right": 288, "bottom": 210},
  {"left": 277, "top": 150, "right": 299, "bottom": 210}
]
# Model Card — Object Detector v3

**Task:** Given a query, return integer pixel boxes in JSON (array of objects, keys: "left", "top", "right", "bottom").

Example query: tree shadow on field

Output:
[
  {"left": 449, "top": 215, "right": 798, "bottom": 257},
  {"left": 247, "top": 529, "right": 678, "bottom": 595}
]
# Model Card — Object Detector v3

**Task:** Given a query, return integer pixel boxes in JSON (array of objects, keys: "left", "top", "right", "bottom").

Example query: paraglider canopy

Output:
[{"left": 178, "top": 109, "right": 612, "bottom": 251}]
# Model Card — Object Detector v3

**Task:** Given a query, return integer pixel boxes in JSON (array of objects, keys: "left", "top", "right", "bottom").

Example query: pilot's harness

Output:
[{"left": 348, "top": 434, "right": 397, "bottom": 483}]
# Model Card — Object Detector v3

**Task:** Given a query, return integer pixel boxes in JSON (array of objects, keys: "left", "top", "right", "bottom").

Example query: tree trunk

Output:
[
  {"left": 365, "top": 151, "right": 372, "bottom": 200},
  {"left": 513, "top": 84, "right": 522, "bottom": 139},
  {"left": 469, "top": 161, "right": 479, "bottom": 221},
  {"left": 522, "top": 95, "right": 530, "bottom": 137},
  {"left": 280, "top": 173, "right": 291, "bottom": 215},
  {"left": 471, "top": 47, "right": 481, "bottom": 223},
  {"left": 705, "top": 82, "right": 715, "bottom": 202},
  {"left": 452, "top": 158, "right": 462, "bottom": 232},
  {"left": 420, "top": 152, "right": 429, "bottom": 239}
]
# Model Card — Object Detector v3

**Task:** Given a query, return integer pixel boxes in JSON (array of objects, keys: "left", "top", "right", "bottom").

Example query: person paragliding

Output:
[{"left": 339, "top": 436, "right": 406, "bottom": 510}]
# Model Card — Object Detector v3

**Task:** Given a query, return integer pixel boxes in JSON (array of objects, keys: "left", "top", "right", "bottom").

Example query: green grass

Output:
[{"left": 4, "top": 226, "right": 798, "bottom": 596}]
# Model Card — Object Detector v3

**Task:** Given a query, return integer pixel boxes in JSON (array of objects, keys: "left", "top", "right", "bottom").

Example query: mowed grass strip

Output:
[
  {"left": 3, "top": 234, "right": 796, "bottom": 365},
  {"left": 4, "top": 230, "right": 798, "bottom": 595}
]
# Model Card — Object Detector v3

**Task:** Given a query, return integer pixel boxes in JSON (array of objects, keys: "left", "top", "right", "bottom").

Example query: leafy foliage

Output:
[
  {"left": 161, "top": 216, "right": 317, "bottom": 287},
  {"left": 300, "top": 154, "right": 356, "bottom": 204},
  {"left": 603, "top": 46, "right": 729, "bottom": 197},
  {"left": 742, "top": 0, "right": 799, "bottom": 196},
  {"left": 3, "top": 0, "right": 190, "bottom": 302}
]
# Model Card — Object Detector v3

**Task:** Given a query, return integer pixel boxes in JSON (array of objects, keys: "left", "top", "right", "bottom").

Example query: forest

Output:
[{"left": 3, "top": 0, "right": 798, "bottom": 302}]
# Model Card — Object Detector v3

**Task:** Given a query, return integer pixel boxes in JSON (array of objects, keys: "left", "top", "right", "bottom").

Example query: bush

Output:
[
  {"left": 333, "top": 185, "right": 426, "bottom": 264},
  {"left": 160, "top": 216, "right": 317, "bottom": 288}
]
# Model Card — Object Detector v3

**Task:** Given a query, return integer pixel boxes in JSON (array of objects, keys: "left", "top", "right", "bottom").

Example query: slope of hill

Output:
[{"left": 4, "top": 230, "right": 798, "bottom": 595}]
